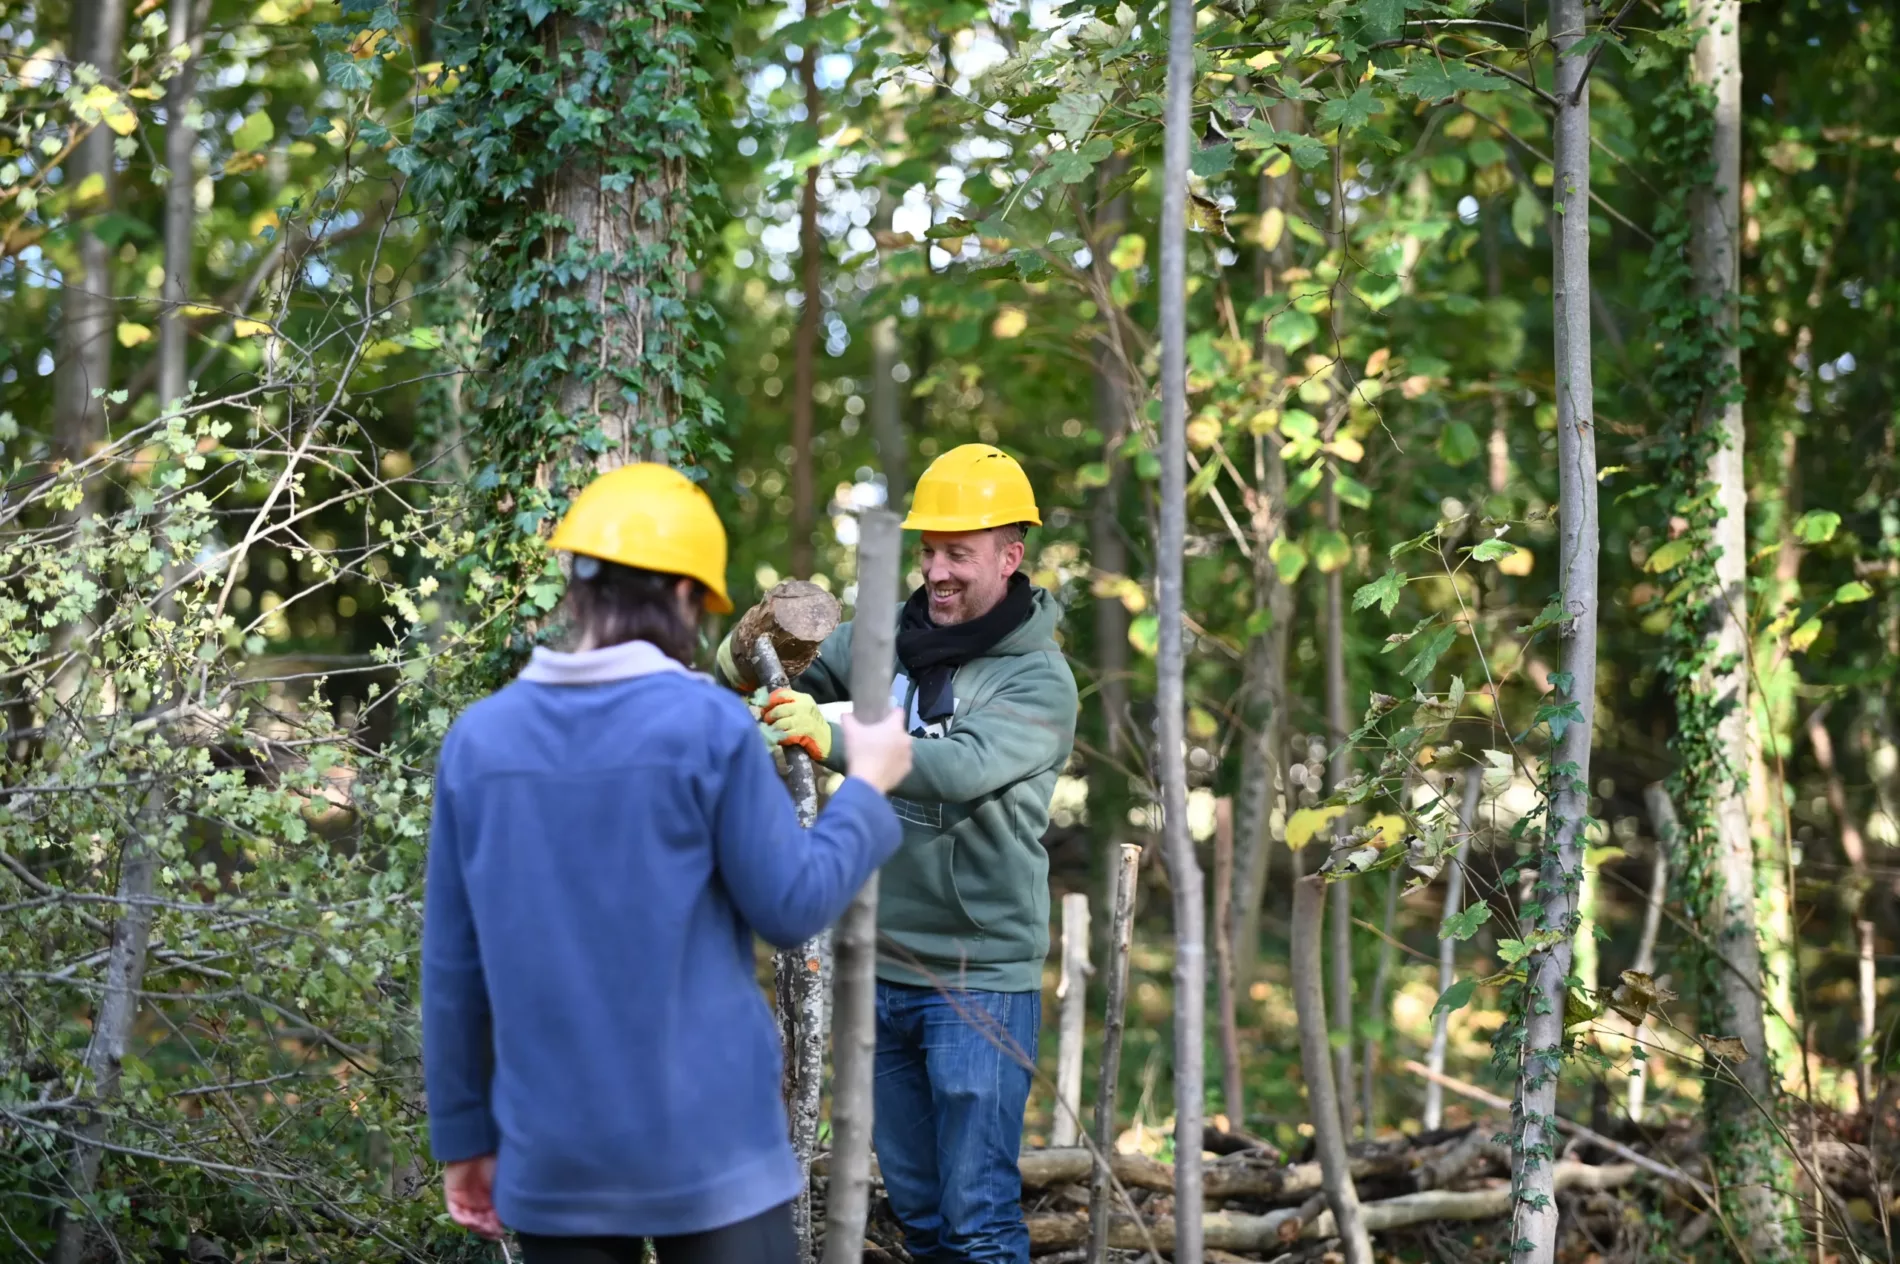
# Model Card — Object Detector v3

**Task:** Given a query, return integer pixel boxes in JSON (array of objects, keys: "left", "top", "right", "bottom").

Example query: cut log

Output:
[
  {"left": 735, "top": 580, "right": 843, "bottom": 682},
  {"left": 1026, "top": 1162, "right": 1639, "bottom": 1253},
  {"left": 1052, "top": 892, "right": 1092, "bottom": 1147},
  {"left": 1023, "top": 1142, "right": 1455, "bottom": 1203}
]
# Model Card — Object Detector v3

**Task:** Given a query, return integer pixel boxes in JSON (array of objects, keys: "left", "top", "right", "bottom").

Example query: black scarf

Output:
[{"left": 896, "top": 573, "right": 1035, "bottom": 724}]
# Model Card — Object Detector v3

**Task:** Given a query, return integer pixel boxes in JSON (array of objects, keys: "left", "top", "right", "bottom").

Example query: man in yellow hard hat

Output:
[{"left": 716, "top": 444, "right": 1077, "bottom": 1264}]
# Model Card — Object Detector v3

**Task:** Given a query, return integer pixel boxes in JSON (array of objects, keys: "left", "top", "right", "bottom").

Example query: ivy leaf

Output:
[
  {"left": 1317, "top": 85, "right": 1385, "bottom": 133},
  {"left": 324, "top": 50, "right": 377, "bottom": 91},
  {"left": 1192, "top": 142, "right": 1235, "bottom": 179},
  {"left": 1353, "top": 569, "right": 1405, "bottom": 616},
  {"left": 1644, "top": 536, "right": 1693, "bottom": 574},
  {"left": 1441, "top": 902, "right": 1491, "bottom": 941},
  {"left": 1401, "top": 622, "right": 1459, "bottom": 684},
  {"left": 1431, "top": 975, "right": 1477, "bottom": 1019},
  {"left": 1794, "top": 509, "right": 1841, "bottom": 543},
  {"left": 1469, "top": 537, "right": 1516, "bottom": 562}
]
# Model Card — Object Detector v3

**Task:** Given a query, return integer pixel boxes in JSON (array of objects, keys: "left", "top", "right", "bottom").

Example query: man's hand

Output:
[
  {"left": 713, "top": 631, "right": 759, "bottom": 694},
  {"left": 762, "top": 688, "right": 832, "bottom": 761},
  {"left": 443, "top": 1155, "right": 503, "bottom": 1239}
]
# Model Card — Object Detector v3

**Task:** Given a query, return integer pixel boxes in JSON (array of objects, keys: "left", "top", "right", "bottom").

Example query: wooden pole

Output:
[
  {"left": 821, "top": 508, "right": 901, "bottom": 1264},
  {"left": 1213, "top": 797, "right": 1246, "bottom": 1129},
  {"left": 1087, "top": 843, "right": 1143, "bottom": 1264},
  {"left": 1291, "top": 875, "right": 1373, "bottom": 1264},
  {"left": 1158, "top": 0, "right": 1205, "bottom": 1258},
  {"left": 1053, "top": 892, "right": 1093, "bottom": 1148},
  {"left": 751, "top": 635, "right": 831, "bottom": 1260}
]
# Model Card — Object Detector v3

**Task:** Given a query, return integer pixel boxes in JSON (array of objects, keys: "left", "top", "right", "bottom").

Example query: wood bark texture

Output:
[
  {"left": 1425, "top": 769, "right": 1484, "bottom": 1131},
  {"left": 869, "top": 195, "right": 907, "bottom": 499},
  {"left": 821, "top": 508, "right": 900, "bottom": 1264},
  {"left": 1053, "top": 892, "right": 1093, "bottom": 1148},
  {"left": 1632, "top": 784, "right": 1676, "bottom": 1124},
  {"left": 751, "top": 635, "right": 830, "bottom": 1260},
  {"left": 1511, "top": 4, "right": 1600, "bottom": 1261},
  {"left": 1213, "top": 798, "right": 1245, "bottom": 1128},
  {"left": 789, "top": 7, "right": 824, "bottom": 579},
  {"left": 159, "top": 0, "right": 210, "bottom": 410},
  {"left": 1158, "top": 2, "right": 1205, "bottom": 1257},
  {"left": 1360, "top": 867, "right": 1401, "bottom": 1131},
  {"left": 736, "top": 581, "right": 843, "bottom": 683},
  {"left": 1087, "top": 842, "right": 1143, "bottom": 1264},
  {"left": 1290, "top": 875, "right": 1373, "bottom": 1264}
]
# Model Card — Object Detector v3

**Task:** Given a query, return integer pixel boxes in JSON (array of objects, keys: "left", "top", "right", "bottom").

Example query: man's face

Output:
[{"left": 918, "top": 529, "right": 1024, "bottom": 626}]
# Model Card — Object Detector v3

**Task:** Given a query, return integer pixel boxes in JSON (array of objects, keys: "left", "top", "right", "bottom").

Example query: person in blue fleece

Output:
[{"left": 422, "top": 463, "right": 913, "bottom": 1264}]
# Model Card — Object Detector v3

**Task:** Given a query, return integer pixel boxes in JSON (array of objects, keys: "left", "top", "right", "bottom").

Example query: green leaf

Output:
[
  {"left": 1431, "top": 975, "right": 1478, "bottom": 1019},
  {"left": 1834, "top": 580, "right": 1874, "bottom": 604},
  {"left": 1469, "top": 138, "right": 1507, "bottom": 168},
  {"left": 1789, "top": 616, "right": 1823, "bottom": 652},
  {"left": 1192, "top": 142, "right": 1235, "bottom": 179},
  {"left": 1469, "top": 537, "right": 1515, "bottom": 562},
  {"left": 1511, "top": 185, "right": 1545, "bottom": 248},
  {"left": 1317, "top": 85, "right": 1385, "bottom": 133},
  {"left": 1311, "top": 528, "right": 1353, "bottom": 573},
  {"left": 1441, "top": 902, "right": 1491, "bottom": 941},
  {"left": 1048, "top": 90, "right": 1107, "bottom": 142},
  {"left": 1128, "top": 614, "right": 1159, "bottom": 657},
  {"left": 1187, "top": 457, "right": 1222, "bottom": 501},
  {"left": 232, "top": 109, "right": 275, "bottom": 153},
  {"left": 1270, "top": 536, "right": 1310, "bottom": 584},
  {"left": 1048, "top": 148, "right": 1096, "bottom": 184},
  {"left": 1353, "top": 569, "right": 1406, "bottom": 616},
  {"left": 1236, "top": 119, "right": 1329, "bottom": 170},
  {"left": 1076, "top": 462, "right": 1110, "bottom": 490},
  {"left": 1399, "top": 60, "right": 1498, "bottom": 103},
  {"left": 1438, "top": 420, "right": 1481, "bottom": 466},
  {"left": 1361, "top": 0, "right": 1408, "bottom": 32},
  {"left": 1401, "top": 622, "right": 1459, "bottom": 685},
  {"left": 1794, "top": 510, "right": 1841, "bottom": 544},
  {"left": 1265, "top": 308, "right": 1319, "bottom": 353},
  {"left": 1496, "top": 938, "right": 1532, "bottom": 966},
  {"left": 1287, "top": 459, "right": 1326, "bottom": 508},
  {"left": 1335, "top": 473, "right": 1373, "bottom": 509},
  {"left": 1644, "top": 537, "right": 1693, "bottom": 574}
]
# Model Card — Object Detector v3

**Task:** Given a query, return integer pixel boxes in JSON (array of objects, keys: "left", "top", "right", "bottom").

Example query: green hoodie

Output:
[{"left": 789, "top": 588, "right": 1077, "bottom": 992}]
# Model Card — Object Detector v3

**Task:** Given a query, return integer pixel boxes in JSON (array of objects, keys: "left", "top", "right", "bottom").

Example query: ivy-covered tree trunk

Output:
[
  {"left": 428, "top": 0, "right": 725, "bottom": 630},
  {"left": 1510, "top": 1, "right": 1599, "bottom": 1259},
  {"left": 1684, "top": 1, "right": 1798, "bottom": 1255}
]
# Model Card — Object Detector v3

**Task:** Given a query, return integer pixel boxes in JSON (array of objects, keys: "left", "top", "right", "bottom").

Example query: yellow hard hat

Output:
[
  {"left": 548, "top": 463, "right": 733, "bottom": 614},
  {"left": 901, "top": 444, "right": 1041, "bottom": 533}
]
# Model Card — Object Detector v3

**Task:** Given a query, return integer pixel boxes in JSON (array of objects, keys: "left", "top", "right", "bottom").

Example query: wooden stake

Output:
[
  {"left": 821, "top": 508, "right": 900, "bottom": 1264},
  {"left": 1087, "top": 843, "right": 1143, "bottom": 1264},
  {"left": 1291, "top": 875, "right": 1373, "bottom": 1264},
  {"left": 1053, "top": 892, "right": 1093, "bottom": 1148}
]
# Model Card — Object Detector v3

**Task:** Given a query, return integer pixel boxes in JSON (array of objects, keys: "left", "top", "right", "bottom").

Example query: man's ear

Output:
[{"left": 1000, "top": 536, "right": 1026, "bottom": 578}]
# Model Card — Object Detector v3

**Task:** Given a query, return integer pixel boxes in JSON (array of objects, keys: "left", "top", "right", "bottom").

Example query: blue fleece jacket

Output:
[{"left": 422, "top": 639, "right": 902, "bottom": 1238}]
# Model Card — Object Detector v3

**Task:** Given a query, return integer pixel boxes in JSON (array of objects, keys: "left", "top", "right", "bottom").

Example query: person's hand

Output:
[
  {"left": 840, "top": 710, "right": 913, "bottom": 794},
  {"left": 762, "top": 689, "right": 832, "bottom": 760},
  {"left": 714, "top": 630, "right": 759, "bottom": 693},
  {"left": 443, "top": 1155, "right": 503, "bottom": 1240}
]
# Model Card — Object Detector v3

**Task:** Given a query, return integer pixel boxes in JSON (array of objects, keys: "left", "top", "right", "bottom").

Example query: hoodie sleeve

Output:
[
  {"left": 420, "top": 729, "right": 498, "bottom": 1163},
  {"left": 709, "top": 700, "right": 903, "bottom": 948},
  {"left": 890, "top": 651, "right": 1078, "bottom": 804}
]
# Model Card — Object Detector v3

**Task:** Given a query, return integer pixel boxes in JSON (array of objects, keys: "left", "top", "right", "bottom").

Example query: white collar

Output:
[{"left": 518, "top": 640, "right": 691, "bottom": 685}]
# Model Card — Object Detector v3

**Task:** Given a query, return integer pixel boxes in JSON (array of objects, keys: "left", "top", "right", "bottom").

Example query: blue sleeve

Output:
[
  {"left": 709, "top": 703, "right": 904, "bottom": 948},
  {"left": 420, "top": 730, "right": 497, "bottom": 1162}
]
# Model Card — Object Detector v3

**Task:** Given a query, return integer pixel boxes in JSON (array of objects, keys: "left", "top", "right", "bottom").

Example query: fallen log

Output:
[
  {"left": 1017, "top": 1141, "right": 1455, "bottom": 1203},
  {"left": 1026, "top": 1162, "right": 1640, "bottom": 1253}
]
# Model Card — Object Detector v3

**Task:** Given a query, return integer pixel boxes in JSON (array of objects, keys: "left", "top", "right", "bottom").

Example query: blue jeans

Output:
[{"left": 872, "top": 983, "right": 1040, "bottom": 1264}]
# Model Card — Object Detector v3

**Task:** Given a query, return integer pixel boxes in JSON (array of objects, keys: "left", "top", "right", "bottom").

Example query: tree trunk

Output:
[
  {"left": 1232, "top": 102, "right": 1300, "bottom": 989},
  {"left": 1359, "top": 867, "right": 1401, "bottom": 1133},
  {"left": 789, "top": 13, "right": 824, "bottom": 580},
  {"left": 158, "top": 0, "right": 209, "bottom": 410},
  {"left": 1683, "top": 3, "right": 1796, "bottom": 1257},
  {"left": 1804, "top": 712, "right": 1877, "bottom": 1111},
  {"left": 1213, "top": 799, "right": 1245, "bottom": 1127},
  {"left": 1424, "top": 769, "right": 1484, "bottom": 1131},
  {"left": 1088, "top": 843, "right": 1143, "bottom": 1264},
  {"left": 821, "top": 509, "right": 900, "bottom": 1264},
  {"left": 1632, "top": 785, "right": 1674, "bottom": 1125},
  {"left": 1290, "top": 876, "right": 1374, "bottom": 1264},
  {"left": 53, "top": 810, "right": 162, "bottom": 1264},
  {"left": 868, "top": 197, "right": 907, "bottom": 503},
  {"left": 1511, "top": 4, "right": 1599, "bottom": 1260},
  {"left": 1053, "top": 893, "right": 1093, "bottom": 1147},
  {"left": 1157, "top": 2, "right": 1205, "bottom": 1257},
  {"left": 1324, "top": 508, "right": 1355, "bottom": 1138}
]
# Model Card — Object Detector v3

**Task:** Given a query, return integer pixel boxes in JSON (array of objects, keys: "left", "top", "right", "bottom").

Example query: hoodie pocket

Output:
[{"left": 884, "top": 833, "right": 985, "bottom": 940}]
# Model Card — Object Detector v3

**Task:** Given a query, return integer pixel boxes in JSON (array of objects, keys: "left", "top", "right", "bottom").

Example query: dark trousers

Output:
[
  {"left": 516, "top": 1201, "right": 796, "bottom": 1264},
  {"left": 872, "top": 983, "right": 1040, "bottom": 1264}
]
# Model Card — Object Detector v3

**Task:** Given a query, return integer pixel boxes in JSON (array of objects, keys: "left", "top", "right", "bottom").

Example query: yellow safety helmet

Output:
[
  {"left": 901, "top": 443, "right": 1041, "bottom": 533},
  {"left": 548, "top": 463, "right": 734, "bottom": 614}
]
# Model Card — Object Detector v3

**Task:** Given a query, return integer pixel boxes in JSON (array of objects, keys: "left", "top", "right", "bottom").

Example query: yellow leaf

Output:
[
  {"left": 1497, "top": 545, "right": 1535, "bottom": 577},
  {"left": 1789, "top": 616, "right": 1822, "bottom": 652},
  {"left": 1248, "top": 409, "right": 1281, "bottom": 436},
  {"left": 250, "top": 210, "right": 280, "bottom": 238},
  {"left": 1285, "top": 805, "right": 1346, "bottom": 850},
  {"left": 1186, "top": 417, "right": 1222, "bottom": 449},
  {"left": 1325, "top": 434, "right": 1365, "bottom": 463},
  {"left": 233, "top": 319, "right": 273, "bottom": 337},
  {"left": 127, "top": 86, "right": 165, "bottom": 100},
  {"left": 116, "top": 321, "right": 153, "bottom": 347},
  {"left": 1253, "top": 206, "right": 1285, "bottom": 253},
  {"left": 349, "top": 27, "right": 388, "bottom": 58},
  {"left": 104, "top": 103, "right": 139, "bottom": 136},
  {"left": 1365, "top": 813, "right": 1406, "bottom": 848},
  {"left": 1364, "top": 347, "right": 1391, "bottom": 378},
  {"left": 830, "top": 126, "right": 864, "bottom": 148},
  {"left": 180, "top": 304, "right": 221, "bottom": 317},
  {"left": 991, "top": 307, "right": 1027, "bottom": 339},
  {"left": 1245, "top": 48, "right": 1280, "bottom": 70},
  {"left": 72, "top": 172, "right": 107, "bottom": 206}
]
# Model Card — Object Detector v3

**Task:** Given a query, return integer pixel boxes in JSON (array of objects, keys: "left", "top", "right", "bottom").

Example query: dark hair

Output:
[{"left": 563, "top": 558, "right": 705, "bottom": 664}]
